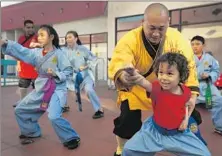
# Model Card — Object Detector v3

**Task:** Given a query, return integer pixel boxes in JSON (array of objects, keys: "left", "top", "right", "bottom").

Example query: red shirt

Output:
[
  {"left": 17, "top": 34, "right": 38, "bottom": 79},
  {"left": 150, "top": 81, "right": 191, "bottom": 129}
]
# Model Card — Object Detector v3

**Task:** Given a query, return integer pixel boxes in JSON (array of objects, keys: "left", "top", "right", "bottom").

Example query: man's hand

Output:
[{"left": 118, "top": 67, "right": 144, "bottom": 88}]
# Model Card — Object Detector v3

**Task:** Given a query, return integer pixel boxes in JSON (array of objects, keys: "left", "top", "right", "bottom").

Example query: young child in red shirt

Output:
[{"left": 122, "top": 53, "right": 211, "bottom": 156}]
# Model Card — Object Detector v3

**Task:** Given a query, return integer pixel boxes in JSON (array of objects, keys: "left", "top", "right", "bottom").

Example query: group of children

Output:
[{"left": 0, "top": 23, "right": 221, "bottom": 156}]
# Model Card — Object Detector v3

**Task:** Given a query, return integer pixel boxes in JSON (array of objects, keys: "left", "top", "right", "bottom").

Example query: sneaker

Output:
[
  {"left": 63, "top": 138, "right": 80, "bottom": 150},
  {"left": 19, "top": 134, "right": 41, "bottom": 139},
  {"left": 214, "top": 128, "right": 222, "bottom": 135},
  {"left": 62, "top": 106, "right": 70, "bottom": 113},
  {"left": 92, "top": 110, "right": 104, "bottom": 119},
  {"left": 21, "top": 138, "right": 35, "bottom": 145},
  {"left": 114, "top": 152, "right": 121, "bottom": 156}
]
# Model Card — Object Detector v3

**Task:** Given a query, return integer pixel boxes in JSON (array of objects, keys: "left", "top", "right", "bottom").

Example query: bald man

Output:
[{"left": 109, "top": 3, "right": 203, "bottom": 156}]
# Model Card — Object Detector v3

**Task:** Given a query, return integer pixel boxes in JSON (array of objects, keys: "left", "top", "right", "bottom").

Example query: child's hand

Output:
[
  {"left": 124, "top": 67, "right": 145, "bottom": 86},
  {"left": 178, "top": 118, "right": 188, "bottom": 131},
  {"left": 47, "top": 68, "right": 56, "bottom": 76},
  {"left": 201, "top": 73, "right": 209, "bottom": 79}
]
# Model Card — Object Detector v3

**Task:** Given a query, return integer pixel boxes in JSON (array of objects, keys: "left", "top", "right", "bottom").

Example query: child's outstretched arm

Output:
[
  {"left": 179, "top": 106, "right": 189, "bottom": 131},
  {"left": 124, "top": 67, "right": 152, "bottom": 93},
  {"left": 186, "top": 97, "right": 196, "bottom": 118},
  {"left": 1, "top": 40, "right": 38, "bottom": 66}
]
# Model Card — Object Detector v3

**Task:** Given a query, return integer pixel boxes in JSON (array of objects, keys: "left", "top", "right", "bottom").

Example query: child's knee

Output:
[
  {"left": 85, "top": 86, "right": 94, "bottom": 94},
  {"left": 48, "top": 111, "right": 61, "bottom": 121}
]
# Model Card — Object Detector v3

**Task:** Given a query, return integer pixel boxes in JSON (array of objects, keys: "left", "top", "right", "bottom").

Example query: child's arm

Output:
[
  {"left": 179, "top": 105, "right": 189, "bottom": 131},
  {"left": 186, "top": 95, "right": 196, "bottom": 118},
  {"left": 1, "top": 40, "right": 38, "bottom": 66},
  {"left": 184, "top": 106, "right": 189, "bottom": 120},
  {"left": 124, "top": 67, "right": 152, "bottom": 92},
  {"left": 179, "top": 95, "right": 196, "bottom": 131},
  {"left": 139, "top": 77, "right": 152, "bottom": 93}
]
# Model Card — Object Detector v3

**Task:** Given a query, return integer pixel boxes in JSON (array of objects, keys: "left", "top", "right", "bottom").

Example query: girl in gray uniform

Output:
[{"left": 63, "top": 31, "right": 104, "bottom": 119}]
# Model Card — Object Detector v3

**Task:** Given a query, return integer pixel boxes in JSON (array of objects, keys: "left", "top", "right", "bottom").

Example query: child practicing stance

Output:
[
  {"left": 0, "top": 25, "right": 80, "bottom": 150},
  {"left": 191, "top": 35, "right": 222, "bottom": 135},
  {"left": 122, "top": 53, "right": 211, "bottom": 156}
]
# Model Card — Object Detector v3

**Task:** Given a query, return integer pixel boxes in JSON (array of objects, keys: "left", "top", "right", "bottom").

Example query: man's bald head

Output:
[
  {"left": 144, "top": 3, "right": 169, "bottom": 19},
  {"left": 142, "top": 3, "right": 169, "bottom": 45}
]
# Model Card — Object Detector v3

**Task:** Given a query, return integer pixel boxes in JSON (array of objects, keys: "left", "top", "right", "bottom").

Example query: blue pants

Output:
[
  {"left": 197, "top": 95, "right": 222, "bottom": 131},
  {"left": 15, "top": 92, "right": 79, "bottom": 143},
  {"left": 211, "top": 96, "right": 222, "bottom": 131},
  {"left": 122, "top": 117, "right": 211, "bottom": 156},
  {"left": 81, "top": 76, "right": 102, "bottom": 112}
]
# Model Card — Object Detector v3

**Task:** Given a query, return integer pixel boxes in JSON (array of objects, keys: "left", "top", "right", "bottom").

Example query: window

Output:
[
  {"left": 91, "top": 33, "right": 107, "bottom": 43},
  {"left": 91, "top": 33, "right": 108, "bottom": 81},
  {"left": 117, "top": 31, "right": 129, "bottom": 42},
  {"left": 117, "top": 15, "right": 143, "bottom": 31},
  {"left": 170, "top": 10, "right": 180, "bottom": 25},
  {"left": 79, "top": 35, "right": 90, "bottom": 49},
  {"left": 181, "top": 4, "right": 222, "bottom": 25},
  {"left": 79, "top": 35, "right": 90, "bottom": 44}
]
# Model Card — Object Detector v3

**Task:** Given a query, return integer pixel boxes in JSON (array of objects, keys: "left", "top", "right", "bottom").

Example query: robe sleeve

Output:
[
  {"left": 54, "top": 50, "right": 73, "bottom": 83},
  {"left": 2, "top": 40, "right": 38, "bottom": 66},
  {"left": 108, "top": 32, "right": 137, "bottom": 90}
]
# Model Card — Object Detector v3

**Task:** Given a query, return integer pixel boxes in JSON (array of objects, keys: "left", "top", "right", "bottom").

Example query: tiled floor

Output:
[{"left": 1, "top": 82, "right": 221, "bottom": 156}]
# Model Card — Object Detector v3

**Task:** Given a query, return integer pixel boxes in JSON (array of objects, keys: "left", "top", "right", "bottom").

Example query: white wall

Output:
[
  {"left": 107, "top": 1, "right": 219, "bottom": 57},
  {"left": 1, "top": 32, "right": 7, "bottom": 39},
  {"left": 53, "top": 16, "right": 107, "bottom": 37},
  {"left": 15, "top": 29, "right": 24, "bottom": 41}
]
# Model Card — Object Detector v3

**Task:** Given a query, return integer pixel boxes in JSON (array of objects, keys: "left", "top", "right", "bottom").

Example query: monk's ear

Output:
[{"left": 141, "top": 19, "right": 145, "bottom": 26}]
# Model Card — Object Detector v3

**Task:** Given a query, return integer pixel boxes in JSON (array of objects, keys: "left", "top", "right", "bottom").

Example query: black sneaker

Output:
[
  {"left": 114, "top": 152, "right": 121, "bottom": 156},
  {"left": 21, "top": 138, "right": 35, "bottom": 145},
  {"left": 62, "top": 106, "right": 70, "bottom": 113},
  {"left": 63, "top": 138, "right": 80, "bottom": 150},
  {"left": 19, "top": 134, "right": 41, "bottom": 139},
  {"left": 92, "top": 110, "right": 104, "bottom": 119}
]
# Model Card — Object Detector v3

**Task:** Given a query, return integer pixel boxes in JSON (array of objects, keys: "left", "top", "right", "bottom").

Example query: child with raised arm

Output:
[{"left": 0, "top": 25, "right": 80, "bottom": 150}]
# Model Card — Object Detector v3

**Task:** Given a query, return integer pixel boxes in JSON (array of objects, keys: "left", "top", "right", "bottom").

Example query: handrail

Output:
[{"left": 1, "top": 59, "right": 18, "bottom": 86}]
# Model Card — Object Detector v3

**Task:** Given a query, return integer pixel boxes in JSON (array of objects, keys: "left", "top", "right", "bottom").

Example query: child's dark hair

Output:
[
  {"left": 191, "top": 35, "right": 205, "bottom": 44},
  {"left": 65, "top": 31, "right": 82, "bottom": 45},
  {"left": 39, "top": 25, "right": 60, "bottom": 49},
  {"left": 154, "top": 52, "right": 189, "bottom": 83}
]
